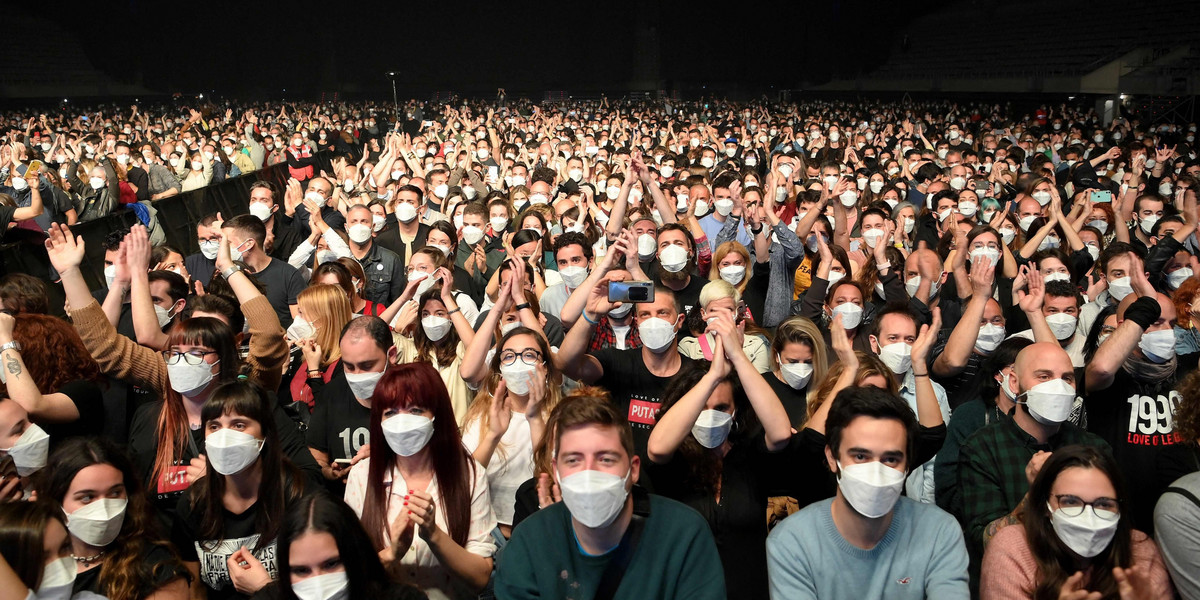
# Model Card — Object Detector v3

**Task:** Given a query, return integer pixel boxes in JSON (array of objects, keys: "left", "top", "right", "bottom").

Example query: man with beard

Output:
[{"left": 651, "top": 223, "right": 705, "bottom": 315}]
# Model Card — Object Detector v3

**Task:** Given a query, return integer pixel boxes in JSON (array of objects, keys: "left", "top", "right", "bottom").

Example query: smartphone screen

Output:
[{"left": 1090, "top": 190, "right": 1113, "bottom": 203}]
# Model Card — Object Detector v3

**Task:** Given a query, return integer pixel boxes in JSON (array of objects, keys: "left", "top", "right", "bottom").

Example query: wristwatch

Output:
[
  {"left": 219, "top": 265, "right": 243, "bottom": 280},
  {"left": 0, "top": 341, "right": 22, "bottom": 353}
]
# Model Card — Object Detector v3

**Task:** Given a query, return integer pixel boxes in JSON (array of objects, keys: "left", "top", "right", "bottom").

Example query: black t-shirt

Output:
[
  {"left": 43, "top": 380, "right": 106, "bottom": 443},
  {"left": 90, "top": 288, "right": 135, "bottom": 341},
  {"left": 186, "top": 253, "right": 217, "bottom": 289},
  {"left": 173, "top": 491, "right": 292, "bottom": 600},
  {"left": 1083, "top": 355, "right": 1199, "bottom": 532},
  {"left": 645, "top": 438, "right": 788, "bottom": 600},
  {"left": 0, "top": 205, "right": 15, "bottom": 233},
  {"left": 74, "top": 541, "right": 189, "bottom": 598},
  {"left": 251, "top": 258, "right": 305, "bottom": 328},
  {"left": 670, "top": 275, "right": 707, "bottom": 316},
  {"left": 129, "top": 401, "right": 322, "bottom": 517},
  {"left": 591, "top": 348, "right": 696, "bottom": 467},
  {"left": 763, "top": 371, "right": 808, "bottom": 429},
  {"left": 305, "top": 373, "right": 372, "bottom": 495},
  {"left": 931, "top": 345, "right": 988, "bottom": 411}
]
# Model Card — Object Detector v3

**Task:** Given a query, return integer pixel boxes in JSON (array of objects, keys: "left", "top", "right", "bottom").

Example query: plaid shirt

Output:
[
  {"left": 959, "top": 410, "right": 1109, "bottom": 562},
  {"left": 588, "top": 316, "right": 642, "bottom": 351}
]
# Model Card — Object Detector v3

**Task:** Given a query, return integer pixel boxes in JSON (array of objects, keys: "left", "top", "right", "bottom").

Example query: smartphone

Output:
[
  {"left": 488, "top": 166, "right": 499, "bottom": 180},
  {"left": 849, "top": 239, "right": 861, "bottom": 252},
  {"left": 1090, "top": 190, "right": 1113, "bottom": 203},
  {"left": 608, "top": 281, "right": 654, "bottom": 304},
  {"left": 25, "top": 160, "right": 42, "bottom": 177}
]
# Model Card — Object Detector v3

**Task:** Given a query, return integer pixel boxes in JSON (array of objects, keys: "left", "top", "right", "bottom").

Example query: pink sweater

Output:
[{"left": 980, "top": 524, "right": 1174, "bottom": 599}]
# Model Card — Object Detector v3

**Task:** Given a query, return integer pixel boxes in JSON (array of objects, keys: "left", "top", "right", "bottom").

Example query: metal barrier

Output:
[{"left": 0, "top": 151, "right": 334, "bottom": 292}]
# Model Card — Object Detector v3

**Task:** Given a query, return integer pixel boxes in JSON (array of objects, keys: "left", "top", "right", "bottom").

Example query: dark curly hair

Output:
[
  {"left": 0, "top": 313, "right": 103, "bottom": 396},
  {"left": 1175, "top": 369, "right": 1200, "bottom": 443}
]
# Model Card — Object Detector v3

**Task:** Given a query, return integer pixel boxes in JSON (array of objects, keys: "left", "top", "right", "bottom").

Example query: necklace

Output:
[{"left": 72, "top": 550, "right": 106, "bottom": 564}]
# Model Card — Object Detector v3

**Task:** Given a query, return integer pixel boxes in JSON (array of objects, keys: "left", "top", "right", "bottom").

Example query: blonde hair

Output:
[
  {"left": 698, "top": 279, "right": 742, "bottom": 311},
  {"left": 708, "top": 241, "right": 752, "bottom": 294},
  {"left": 807, "top": 351, "right": 898, "bottom": 420},
  {"left": 771, "top": 316, "right": 828, "bottom": 387},
  {"left": 297, "top": 284, "right": 352, "bottom": 367}
]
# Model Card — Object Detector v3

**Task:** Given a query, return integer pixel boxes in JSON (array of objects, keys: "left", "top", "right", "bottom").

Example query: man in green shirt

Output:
[{"left": 495, "top": 393, "right": 724, "bottom": 599}]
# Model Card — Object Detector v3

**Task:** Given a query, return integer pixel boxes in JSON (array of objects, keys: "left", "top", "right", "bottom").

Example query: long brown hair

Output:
[
  {"left": 361, "top": 363, "right": 476, "bottom": 550},
  {"left": 807, "top": 351, "right": 897, "bottom": 420},
  {"left": 0, "top": 502, "right": 63, "bottom": 589},
  {"left": 189, "top": 381, "right": 305, "bottom": 552},
  {"left": 151, "top": 318, "right": 241, "bottom": 493},
  {"left": 412, "top": 289, "right": 461, "bottom": 367},
  {"left": 1026, "top": 445, "right": 1133, "bottom": 600},
  {"left": 40, "top": 437, "right": 187, "bottom": 600}
]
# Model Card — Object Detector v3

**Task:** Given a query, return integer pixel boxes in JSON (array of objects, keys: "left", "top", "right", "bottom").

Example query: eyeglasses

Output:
[
  {"left": 500, "top": 349, "right": 543, "bottom": 367},
  {"left": 1054, "top": 495, "right": 1120, "bottom": 519},
  {"left": 163, "top": 350, "right": 217, "bottom": 366}
]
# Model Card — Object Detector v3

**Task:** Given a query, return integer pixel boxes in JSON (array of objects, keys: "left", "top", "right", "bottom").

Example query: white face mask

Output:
[
  {"left": 348, "top": 223, "right": 373, "bottom": 244},
  {"left": 719, "top": 265, "right": 746, "bottom": 285},
  {"left": 381, "top": 414, "right": 435, "bottom": 456},
  {"left": 778, "top": 357, "right": 814, "bottom": 390},
  {"left": 1085, "top": 243, "right": 1100, "bottom": 262},
  {"left": 292, "top": 572, "right": 350, "bottom": 600},
  {"left": 999, "top": 227, "right": 1016, "bottom": 245},
  {"left": 199, "top": 240, "right": 220, "bottom": 260},
  {"left": 344, "top": 369, "right": 384, "bottom": 400},
  {"left": 969, "top": 247, "right": 1000, "bottom": 265},
  {"left": 434, "top": 184, "right": 449, "bottom": 198},
  {"left": 248, "top": 202, "right": 272, "bottom": 222},
  {"left": 659, "top": 166, "right": 674, "bottom": 179},
  {"left": 693, "top": 199, "right": 710, "bottom": 217},
  {"left": 167, "top": 359, "right": 218, "bottom": 396},
  {"left": 862, "top": 228, "right": 886, "bottom": 249},
  {"left": 906, "top": 275, "right": 940, "bottom": 299},
  {"left": 1043, "top": 272, "right": 1071, "bottom": 284},
  {"left": 606, "top": 186, "right": 621, "bottom": 199},
  {"left": 420, "top": 315, "right": 453, "bottom": 342},
  {"left": 37, "top": 556, "right": 77, "bottom": 600},
  {"left": 287, "top": 317, "right": 317, "bottom": 343},
  {"left": 957, "top": 200, "right": 977, "bottom": 216},
  {"left": 637, "top": 234, "right": 657, "bottom": 259},
  {"left": 1049, "top": 503, "right": 1120, "bottom": 558},
  {"left": 839, "top": 190, "right": 858, "bottom": 207},
  {"left": 557, "top": 468, "right": 630, "bottom": 528},
  {"left": 0, "top": 423, "right": 50, "bottom": 476},
  {"left": 205, "top": 428, "right": 265, "bottom": 475},
  {"left": 500, "top": 360, "right": 537, "bottom": 396},
  {"left": 638, "top": 317, "right": 677, "bottom": 353},
  {"left": 1139, "top": 329, "right": 1177, "bottom": 363},
  {"left": 778, "top": 163, "right": 794, "bottom": 178},
  {"left": 1168, "top": 267, "right": 1194, "bottom": 290},
  {"left": 949, "top": 176, "right": 967, "bottom": 191},
  {"left": 559, "top": 265, "right": 589, "bottom": 289},
  {"left": 975, "top": 324, "right": 1006, "bottom": 354},
  {"left": 1045, "top": 313, "right": 1077, "bottom": 341},
  {"left": 836, "top": 461, "right": 906, "bottom": 519},
  {"left": 692, "top": 409, "right": 734, "bottom": 448},
  {"left": 877, "top": 342, "right": 913, "bottom": 374},
  {"left": 65, "top": 497, "right": 128, "bottom": 547},
  {"left": 1088, "top": 219, "right": 1108, "bottom": 234},
  {"left": 1107, "top": 276, "right": 1134, "bottom": 301},
  {"left": 714, "top": 198, "right": 734, "bottom": 216},
  {"left": 869, "top": 180, "right": 884, "bottom": 194},
  {"left": 659, "top": 244, "right": 689, "bottom": 272},
  {"left": 1033, "top": 191, "right": 1052, "bottom": 206},
  {"left": 826, "top": 270, "right": 845, "bottom": 286},
  {"left": 1018, "top": 215, "right": 1039, "bottom": 232},
  {"left": 89, "top": 176, "right": 105, "bottom": 190},
  {"left": 490, "top": 216, "right": 509, "bottom": 232},
  {"left": 461, "top": 225, "right": 484, "bottom": 245},
  {"left": 831, "top": 302, "right": 863, "bottom": 329},
  {"left": 1019, "top": 378, "right": 1077, "bottom": 424},
  {"left": 395, "top": 202, "right": 418, "bottom": 224},
  {"left": 11, "top": 177, "right": 28, "bottom": 191},
  {"left": 700, "top": 157, "right": 715, "bottom": 169}
]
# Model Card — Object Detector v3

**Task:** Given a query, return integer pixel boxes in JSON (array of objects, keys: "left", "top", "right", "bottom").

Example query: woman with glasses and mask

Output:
[
  {"left": 173, "top": 381, "right": 308, "bottom": 600},
  {"left": 344, "top": 363, "right": 496, "bottom": 600},
  {"left": 39, "top": 437, "right": 191, "bottom": 600},
  {"left": 980, "top": 445, "right": 1172, "bottom": 599},
  {"left": 46, "top": 224, "right": 316, "bottom": 517}
]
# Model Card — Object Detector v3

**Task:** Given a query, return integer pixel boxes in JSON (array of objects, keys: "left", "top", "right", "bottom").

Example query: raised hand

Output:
[
  {"left": 488, "top": 379, "right": 512, "bottom": 437},
  {"left": 911, "top": 307, "right": 942, "bottom": 364},
  {"left": 45, "top": 223, "right": 85, "bottom": 274}
]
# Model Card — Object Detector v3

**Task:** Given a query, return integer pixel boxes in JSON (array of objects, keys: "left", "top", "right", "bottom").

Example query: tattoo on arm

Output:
[{"left": 4, "top": 354, "right": 19, "bottom": 380}]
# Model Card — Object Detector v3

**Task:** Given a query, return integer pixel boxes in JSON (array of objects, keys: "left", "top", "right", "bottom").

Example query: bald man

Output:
[
  {"left": 958, "top": 342, "right": 1109, "bottom": 592},
  {"left": 1085, "top": 291, "right": 1198, "bottom": 532}
]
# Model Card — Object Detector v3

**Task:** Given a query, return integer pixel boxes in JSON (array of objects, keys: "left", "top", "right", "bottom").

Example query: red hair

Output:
[
  {"left": 3, "top": 314, "right": 103, "bottom": 394},
  {"left": 361, "top": 363, "right": 475, "bottom": 550}
]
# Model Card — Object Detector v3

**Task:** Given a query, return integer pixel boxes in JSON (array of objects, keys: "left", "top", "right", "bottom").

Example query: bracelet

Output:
[
  {"left": 876, "top": 261, "right": 891, "bottom": 271},
  {"left": 446, "top": 306, "right": 461, "bottom": 315},
  {"left": 913, "top": 372, "right": 929, "bottom": 378},
  {"left": 219, "top": 265, "right": 243, "bottom": 280},
  {"left": 306, "top": 369, "right": 322, "bottom": 378},
  {"left": 515, "top": 303, "right": 531, "bottom": 312},
  {"left": 581, "top": 311, "right": 600, "bottom": 325},
  {"left": 750, "top": 225, "right": 764, "bottom": 235}
]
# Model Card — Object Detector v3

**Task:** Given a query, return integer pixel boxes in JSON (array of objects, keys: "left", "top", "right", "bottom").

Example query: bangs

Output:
[
  {"left": 200, "top": 381, "right": 271, "bottom": 427},
  {"left": 168, "top": 317, "right": 231, "bottom": 350}
]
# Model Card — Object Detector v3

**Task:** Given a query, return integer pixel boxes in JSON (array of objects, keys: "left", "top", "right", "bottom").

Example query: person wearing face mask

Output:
[
  {"left": 1143, "top": 207, "right": 1197, "bottom": 294},
  {"left": 38, "top": 437, "right": 191, "bottom": 599},
  {"left": 62, "top": 142, "right": 119, "bottom": 223},
  {"left": 1085, "top": 291, "right": 1197, "bottom": 534},
  {"left": 0, "top": 502, "right": 101, "bottom": 600},
  {"left": 496, "top": 393, "right": 725, "bottom": 600},
  {"left": 760, "top": 317, "right": 828, "bottom": 428},
  {"left": 1007, "top": 279, "right": 1088, "bottom": 367},
  {"left": 344, "top": 363, "right": 497, "bottom": 600},
  {"left": 341, "top": 205, "right": 405, "bottom": 307},
  {"left": 47, "top": 224, "right": 315, "bottom": 517},
  {"left": 253, "top": 493, "right": 427, "bottom": 600},
  {"left": 930, "top": 242, "right": 1009, "bottom": 409},
  {"left": 185, "top": 214, "right": 225, "bottom": 289},
  {"left": 285, "top": 134, "right": 317, "bottom": 184},
  {"left": 223, "top": 215, "right": 308, "bottom": 328},
  {"left": 697, "top": 179, "right": 753, "bottom": 252},
  {"left": 283, "top": 284, "right": 353, "bottom": 410},
  {"left": 537, "top": 232, "right": 595, "bottom": 321},
  {"left": 797, "top": 233, "right": 877, "bottom": 355},
  {"left": 1078, "top": 242, "right": 1145, "bottom": 337},
  {"left": 981, "top": 445, "right": 1173, "bottom": 600},
  {"left": 646, "top": 319, "right": 792, "bottom": 600},
  {"left": 555, "top": 280, "right": 697, "bottom": 489},
  {"left": 306, "top": 317, "right": 396, "bottom": 494},
  {"left": 677, "top": 281, "right": 771, "bottom": 371},
  {"left": 1129, "top": 195, "right": 1166, "bottom": 254},
  {"left": 173, "top": 381, "right": 310, "bottom": 600},
  {"left": 0, "top": 163, "right": 55, "bottom": 233},
  {"left": 767, "top": 386, "right": 969, "bottom": 598},
  {"left": 649, "top": 224, "right": 706, "bottom": 313},
  {"left": 286, "top": 209, "right": 354, "bottom": 281},
  {"left": 373, "top": 185, "right": 432, "bottom": 271},
  {"left": 959, "top": 342, "right": 1109, "bottom": 594},
  {"left": 459, "top": 326, "right": 562, "bottom": 541},
  {"left": 246, "top": 181, "right": 304, "bottom": 262}
]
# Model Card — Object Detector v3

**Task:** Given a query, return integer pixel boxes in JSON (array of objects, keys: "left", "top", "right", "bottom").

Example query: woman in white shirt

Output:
[{"left": 344, "top": 363, "right": 495, "bottom": 600}]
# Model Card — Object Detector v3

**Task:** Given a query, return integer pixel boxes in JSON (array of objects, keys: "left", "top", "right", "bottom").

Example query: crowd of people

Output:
[{"left": 1, "top": 94, "right": 1199, "bottom": 599}]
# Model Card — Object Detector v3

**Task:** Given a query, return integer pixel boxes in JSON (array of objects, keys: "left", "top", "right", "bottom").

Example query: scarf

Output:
[{"left": 1122, "top": 352, "right": 1177, "bottom": 384}]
